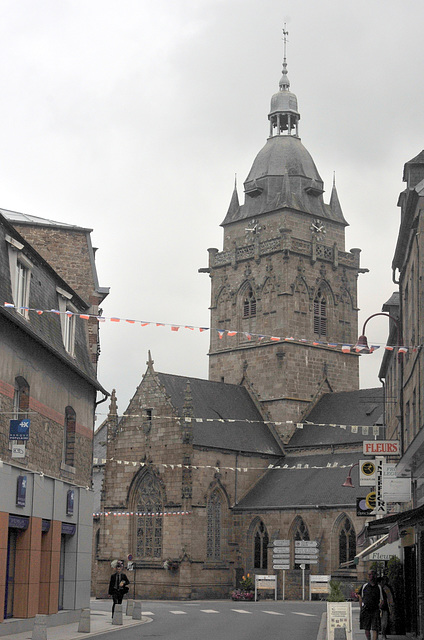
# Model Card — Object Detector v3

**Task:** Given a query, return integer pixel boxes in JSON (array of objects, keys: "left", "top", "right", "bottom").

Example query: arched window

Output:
[
  {"left": 293, "top": 517, "right": 310, "bottom": 569},
  {"left": 314, "top": 288, "right": 327, "bottom": 336},
  {"left": 339, "top": 516, "right": 356, "bottom": 566},
  {"left": 64, "top": 406, "right": 76, "bottom": 467},
  {"left": 253, "top": 520, "right": 269, "bottom": 569},
  {"left": 243, "top": 286, "right": 256, "bottom": 318},
  {"left": 13, "top": 376, "right": 29, "bottom": 419},
  {"left": 135, "top": 474, "right": 163, "bottom": 559},
  {"left": 206, "top": 489, "right": 221, "bottom": 561}
]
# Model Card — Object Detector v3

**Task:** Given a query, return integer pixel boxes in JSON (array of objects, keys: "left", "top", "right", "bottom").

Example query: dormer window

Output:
[
  {"left": 6, "top": 235, "right": 32, "bottom": 319},
  {"left": 57, "top": 287, "right": 76, "bottom": 356}
]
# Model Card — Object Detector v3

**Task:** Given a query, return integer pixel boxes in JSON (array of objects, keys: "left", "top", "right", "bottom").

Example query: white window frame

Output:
[
  {"left": 6, "top": 235, "right": 32, "bottom": 320},
  {"left": 57, "top": 286, "right": 77, "bottom": 356}
]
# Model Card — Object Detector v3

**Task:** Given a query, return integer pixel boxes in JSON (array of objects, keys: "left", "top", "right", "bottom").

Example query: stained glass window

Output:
[
  {"left": 136, "top": 474, "right": 163, "bottom": 559},
  {"left": 254, "top": 521, "right": 269, "bottom": 569},
  {"left": 206, "top": 490, "right": 221, "bottom": 560},
  {"left": 339, "top": 517, "right": 356, "bottom": 566}
]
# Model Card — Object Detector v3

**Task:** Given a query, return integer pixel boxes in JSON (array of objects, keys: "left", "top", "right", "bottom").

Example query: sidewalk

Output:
[
  {"left": 1, "top": 602, "right": 151, "bottom": 640},
  {"left": 318, "top": 604, "right": 410, "bottom": 640}
]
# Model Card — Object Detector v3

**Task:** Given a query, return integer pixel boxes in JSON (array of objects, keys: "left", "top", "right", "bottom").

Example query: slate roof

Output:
[
  {"left": 287, "top": 388, "right": 384, "bottom": 448},
  {"left": 1, "top": 208, "right": 91, "bottom": 231},
  {"left": 234, "top": 451, "right": 365, "bottom": 510},
  {"left": 0, "top": 212, "right": 106, "bottom": 392},
  {"left": 156, "top": 372, "right": 283, "bottom": 456}
]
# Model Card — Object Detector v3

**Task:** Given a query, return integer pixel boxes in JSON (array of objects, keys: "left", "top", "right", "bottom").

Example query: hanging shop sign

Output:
[
  {"left": 363, "top": 441, "right": 400, "bottom": 455},
  {"left": 16, "top": 475, "right": 27, "bottom": 507},
  {"left": 359, "top": 459, "right": 376, "bottom": 486},
  {"left": 9, "top": 418, "right": 30, "bottom": 440},
  {"left": 382, "top": 464, "right": 411, "bottom": 503}
]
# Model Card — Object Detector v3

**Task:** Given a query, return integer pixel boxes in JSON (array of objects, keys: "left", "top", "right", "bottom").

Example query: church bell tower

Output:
[{"left": 200, "top": 34, "right": 366, "bottom": 439}]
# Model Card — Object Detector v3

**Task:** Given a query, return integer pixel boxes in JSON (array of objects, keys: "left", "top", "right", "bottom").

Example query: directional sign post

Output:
[
  {"left": 272, "top": 540, "right": 290, "bottom": 599},
  {"left": 294, "top": 541, "right": 319, "bottom": 600}
]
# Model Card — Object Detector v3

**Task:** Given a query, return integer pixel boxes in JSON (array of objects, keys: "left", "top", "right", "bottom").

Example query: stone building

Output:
[
  {"left": 94, "top": 53, "right": 381, "bottom": 600},
  {"left": 367, "top": 150, "right": 424, "bottom": 636},
  {"left": 0, "top": 210, "right": 108, "bottom": 634}
]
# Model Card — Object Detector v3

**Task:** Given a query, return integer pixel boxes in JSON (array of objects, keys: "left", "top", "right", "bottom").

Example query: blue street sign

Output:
[{"left": 9, "top": 419, "right": 30, "bottom": 441}]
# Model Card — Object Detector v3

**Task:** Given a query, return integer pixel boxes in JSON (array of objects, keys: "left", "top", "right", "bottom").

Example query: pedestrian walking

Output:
[
  {"left": 379, "top": 575, "right": 396, "bottom": 639},
  {"left": 358, "top": 570, "right": 384, "bottom": 640},
  {"left": 108, "top": 559, "right": 130, "bottom": 618}
]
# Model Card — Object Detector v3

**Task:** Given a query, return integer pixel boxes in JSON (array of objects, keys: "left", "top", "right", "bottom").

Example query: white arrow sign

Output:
[
  {"left": 273, "top": 564, "right": 290, "bottom": 570},
  {"left": 295, "top": 540, "right": 318, "bottom": 547}
]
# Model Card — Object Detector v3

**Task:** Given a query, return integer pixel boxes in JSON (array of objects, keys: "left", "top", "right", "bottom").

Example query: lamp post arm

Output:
[{"left": 361, "top": 312, "right": 402, "bottom": 345}]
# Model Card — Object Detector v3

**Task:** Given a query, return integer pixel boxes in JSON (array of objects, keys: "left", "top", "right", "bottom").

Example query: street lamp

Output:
[
  {"left": 342, "top": 462, "right": 359, "bottom": 488},
  {"left": 355, "top": 312, "right": 402, "bottom": 353}
]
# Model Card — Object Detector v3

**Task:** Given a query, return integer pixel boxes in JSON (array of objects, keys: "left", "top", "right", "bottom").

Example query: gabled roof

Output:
[
  {"left": 287, "top": 388, "right": 384, "bottom": 448},
  {"left": 234, "top": 451, "right": 364, "bottom": 510},
  {"left": 156, "top": 372, "right": 283, "bottom": 456},
  {"left": 1, "top": 208, "right": 92, "bottom": 232}
]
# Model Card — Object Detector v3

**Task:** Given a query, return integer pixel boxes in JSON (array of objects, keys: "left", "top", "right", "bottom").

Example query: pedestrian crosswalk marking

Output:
[
  {"left": 292, "top": 612, "right": 316, "bottom": 617},
  {"left": 170, "top": 610, "right": 187, "bottom": 614},
  {"left": 231, "top": 609, "right": 252, "bottom": 614},
  {"left": 200, "top": 609, "right": 219, "bottom": 613},
  {"left": 262, "top": 611, "right": 285, "bottom": 615},
  {"left": 142, "top": 612, "right": 154, "bottom": 615}
]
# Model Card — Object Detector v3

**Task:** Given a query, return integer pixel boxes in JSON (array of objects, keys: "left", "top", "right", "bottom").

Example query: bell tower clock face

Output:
[{"left": 310, "top": 218, "right": 326, "bottom": 240}]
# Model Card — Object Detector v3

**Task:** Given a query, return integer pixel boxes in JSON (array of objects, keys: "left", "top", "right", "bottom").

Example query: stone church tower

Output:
[{"left": 201, "top": 51, "right": 366, "bottom": 439}]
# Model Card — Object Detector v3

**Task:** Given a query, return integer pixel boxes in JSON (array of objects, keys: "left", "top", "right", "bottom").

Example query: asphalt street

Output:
[{"left": 91, "top": 599, "right": 326, "bottom": 640}]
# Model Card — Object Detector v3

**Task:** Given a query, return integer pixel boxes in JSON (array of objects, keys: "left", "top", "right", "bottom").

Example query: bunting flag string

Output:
[
  {"left": 96, "top": 411, "right": 383, "bottom": 437},
  {"left": 94, "top": 510, "right": 192, "bottom": 518},
  {"left": 3, "top": 302, "right": 416, "bottom": 354},
  {"left": 93, "top": 456, "right": 360, "bottom": 473}
]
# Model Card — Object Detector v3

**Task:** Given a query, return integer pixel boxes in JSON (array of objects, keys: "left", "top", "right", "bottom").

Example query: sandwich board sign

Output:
[{"left": 327, "top": 601, "right": 352, "bottom": 640}]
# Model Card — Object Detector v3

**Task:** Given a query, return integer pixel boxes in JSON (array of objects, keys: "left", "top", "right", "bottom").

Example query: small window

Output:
[
  {"left": 13, "top": 376, "right": 30, "bottom": 419},
  {"left": 243, "top": 287, "right": 256, "bottom": 318},
  {"left": 314, "top": 288, "right": 327, "bottom": 336}
]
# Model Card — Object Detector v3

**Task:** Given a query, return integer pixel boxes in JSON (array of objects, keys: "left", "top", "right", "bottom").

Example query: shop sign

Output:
[
  {"left": 382, "top": 464, "right": 411, "bottom": 502},
  {"left": 359, "top": 459, "right": 376, "bottom": 486},
  {"left": 9, "top": 418, "right": 30, "bottom": 440},
  {"left": 363, "top": 441, "right": 400, "bottom": 455}
]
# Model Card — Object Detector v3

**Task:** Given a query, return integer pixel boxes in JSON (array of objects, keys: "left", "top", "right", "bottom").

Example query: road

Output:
[{"left": 92, "top": 598, "right": 326, "bottom": 640}]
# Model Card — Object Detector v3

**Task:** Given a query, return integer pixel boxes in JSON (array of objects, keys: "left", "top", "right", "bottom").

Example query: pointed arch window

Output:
[
  {"left": 294, "top": 517, "right": 310, "bottom": 569},
  {"left": 314, "top": 288, "right": 327, "bottom": 336},
  {"left": 339, "top": 516, "right": 356, "bottom": 566},
  {"left": 243, "top": 286, "right": 256, "bottom": 318},
  {"left": 135, "top": 474, "right": 163, "bottom": 559},
  {"left": 206, "top": 489, "right": 221, "bottom": 560},
  {"left": 253, "top": 520, "right": 269, "bottom": 569}
]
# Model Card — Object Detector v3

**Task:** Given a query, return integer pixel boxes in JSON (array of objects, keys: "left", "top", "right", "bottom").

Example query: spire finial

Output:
[
  {"left": 333, "top": 171, "right": 336, "bottom": 188},
  {"left": 280, "top": 24, "right": 290, "bottom": 91}
]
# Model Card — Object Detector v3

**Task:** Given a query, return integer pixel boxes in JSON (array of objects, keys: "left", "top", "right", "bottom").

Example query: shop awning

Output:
[
  {"left": 366, "top": 504, "right": 424, "bottom": 537},
  {"left": 340, "top": 533, "right": 390, "bottom": 568}
]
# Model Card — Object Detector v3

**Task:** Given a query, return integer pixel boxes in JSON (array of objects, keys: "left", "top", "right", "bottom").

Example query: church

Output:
[{"left": 93, "top": 46, "right": 384, "bottom": 600}]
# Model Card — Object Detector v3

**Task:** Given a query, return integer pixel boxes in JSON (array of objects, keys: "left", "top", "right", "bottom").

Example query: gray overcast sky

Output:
[{"left": 1, "top": 0, "right": 423, "bottom": 419}]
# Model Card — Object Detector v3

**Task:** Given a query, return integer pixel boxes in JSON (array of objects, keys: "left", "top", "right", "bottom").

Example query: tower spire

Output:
[
  {"left": 280, "top": 24, "right": 290, "bottom": 90},
  {"left": 269, "top": 27, "right": 300, "bottom": 137}
]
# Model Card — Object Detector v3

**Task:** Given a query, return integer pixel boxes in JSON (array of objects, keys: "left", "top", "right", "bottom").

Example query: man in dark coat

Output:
[{"left": 108, "top": 560, "right": 130, "bottom": 618}]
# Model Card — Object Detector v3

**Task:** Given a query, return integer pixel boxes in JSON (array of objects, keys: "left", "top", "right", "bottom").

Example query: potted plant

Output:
[{"left": 231, "top": 573, "right": 255, "bottom": 600}]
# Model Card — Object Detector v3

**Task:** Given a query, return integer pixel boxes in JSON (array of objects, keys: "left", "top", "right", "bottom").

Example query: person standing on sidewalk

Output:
[
  {"left": 109, "top": 560, "right": 130, "bottom": 618},
  {"left": 358, "top": 570, "right": 384, "bottom": 640}
]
